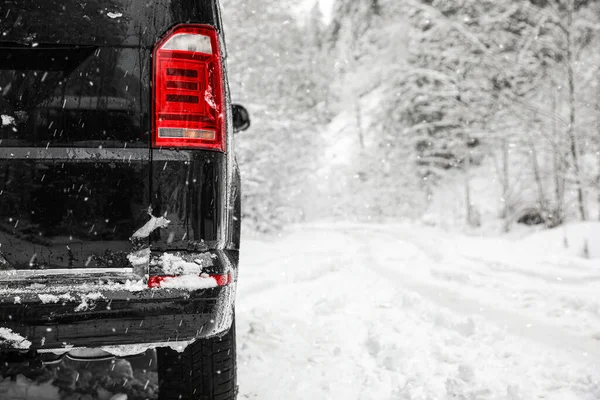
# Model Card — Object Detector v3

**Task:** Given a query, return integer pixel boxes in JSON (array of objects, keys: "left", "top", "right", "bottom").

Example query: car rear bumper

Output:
[{"left": 0, "top": 285, "right": 235, "bottom": 350}]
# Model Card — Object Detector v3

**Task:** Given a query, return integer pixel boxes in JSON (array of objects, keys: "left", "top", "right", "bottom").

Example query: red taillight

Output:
[
  {"left": 148, "top": 274, "right": 232, "bottom": 289},
  {"left": 153, "top": 24, "right": 225, "bottom": 151}
]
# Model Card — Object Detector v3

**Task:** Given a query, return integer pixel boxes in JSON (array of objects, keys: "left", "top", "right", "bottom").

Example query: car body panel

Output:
[{"left": 0, "top": 0, "right": 240, "bottom": 351}]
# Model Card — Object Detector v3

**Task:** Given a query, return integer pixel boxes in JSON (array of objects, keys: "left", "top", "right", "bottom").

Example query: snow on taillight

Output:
[
  {"left": 148, "top": 273, "right": 232, "bottom": 289},
  {"left": 153, "top": 24, "right": 225, "bottom": 151}
]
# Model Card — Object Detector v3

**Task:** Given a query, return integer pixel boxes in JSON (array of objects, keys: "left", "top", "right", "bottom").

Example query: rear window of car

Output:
[
  {"left": 0, "top": 0, "right": 220, "bottom": 47},
  {"left": 0, "top": 0, "right": 222, "bottom": 147}
]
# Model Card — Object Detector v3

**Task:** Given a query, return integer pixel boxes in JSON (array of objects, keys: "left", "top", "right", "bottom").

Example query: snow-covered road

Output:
[{"left": 237, "top": 223, "right": 600, "bottom": 400}]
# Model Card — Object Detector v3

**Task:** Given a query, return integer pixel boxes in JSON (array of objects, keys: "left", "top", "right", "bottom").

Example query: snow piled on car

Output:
[
  {"left": 38, "top": 294, "right": 75, "bottom": 304},
  {"left": 131, "top": 213, "right": 171, "bottom": 239},
  {"left": 0, "top": 328, "right": 31, "bottom": 350},
  {"left": 73, "top": 292, "right": 106, "bottom": 312},
  {"left": 1, "top": 115, "right": 15, "bottom": 127},
  {"left": 154, "top": 252, "right": 214, "bottom": 275},
  {"left": 154, "top": 274, "right": 218, "bottom": 290}
]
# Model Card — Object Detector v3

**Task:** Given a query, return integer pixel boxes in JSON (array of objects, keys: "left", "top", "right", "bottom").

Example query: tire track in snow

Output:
[
  {"left": 347, "top": 227, "right": 600, "bottom": 361},
  {"left": 237, "top": 229, "right": 405, "bottom": 399},
  {"left": 463, "top": 255, "right": 600, "bottom": 285},
  {"left": 237, "top": 224, "right": 600, "bottom": 400},
  {"left": 330, "top": 225, "right": 600, "bottom": 337}
]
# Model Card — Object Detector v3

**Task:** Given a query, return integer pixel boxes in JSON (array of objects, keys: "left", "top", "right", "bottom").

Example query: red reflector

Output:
[
  {"left": 148, "top": 276, "right": 171, "bottom": 288},
  {"left": 211, "top": 273, "right": 232, "bottom": 286},
  {"left": 153, "top": 24, "right": 225, "bottom": 151},
  {"left": 148, "top": 274, "right": 232, "bottom": 289}
]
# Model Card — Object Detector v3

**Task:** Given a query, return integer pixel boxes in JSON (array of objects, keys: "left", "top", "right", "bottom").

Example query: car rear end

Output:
[{"left": 0, "top": 0, "right": 240, "bottom": 353}]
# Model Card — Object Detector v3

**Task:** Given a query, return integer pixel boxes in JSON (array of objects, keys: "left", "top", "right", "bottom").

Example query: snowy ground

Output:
[{"left": 237, "top": 222, "right": 600, "bottom": 400}]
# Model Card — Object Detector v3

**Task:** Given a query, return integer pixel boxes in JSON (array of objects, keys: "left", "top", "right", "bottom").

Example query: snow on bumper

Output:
[
  {"left": 0, "top": 285, "right": 235, "bottom": 351},
  {"left": 0, "top": 250, "right": 238, "bottom": 351}
]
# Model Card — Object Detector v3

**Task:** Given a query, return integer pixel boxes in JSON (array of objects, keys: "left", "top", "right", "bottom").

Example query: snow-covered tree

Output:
[
  {"left": 223, "top": 0, "right": 330, "bottom": 232},
  {"left": 222, "top": 0, "right": 600, "bottom": 231},
  {"left": 363, "top": 0, "right": 600, "bottom": 227}
]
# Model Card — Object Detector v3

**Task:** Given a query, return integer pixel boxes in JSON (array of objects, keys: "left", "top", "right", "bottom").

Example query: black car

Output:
[{"left": 0, "top": 0, "right": 248, "bottom": 398}]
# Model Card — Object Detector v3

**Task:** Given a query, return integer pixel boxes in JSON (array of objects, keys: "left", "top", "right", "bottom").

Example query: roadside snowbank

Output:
[{"left": 520, "top": 221, "right": 600, "bottom": 259}]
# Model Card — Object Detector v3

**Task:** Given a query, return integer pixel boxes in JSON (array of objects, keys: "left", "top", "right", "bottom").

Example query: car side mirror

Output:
[{"left": 232, "top": 104, "right": 250, "bottom": 133}]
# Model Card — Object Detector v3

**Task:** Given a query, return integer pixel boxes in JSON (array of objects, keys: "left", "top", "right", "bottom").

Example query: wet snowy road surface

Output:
[{"left": 237, "top": 223, "right": 600, "bottom": 400}]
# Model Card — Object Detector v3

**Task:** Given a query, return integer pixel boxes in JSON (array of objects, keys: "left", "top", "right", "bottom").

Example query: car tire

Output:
[{"left": 157, "top": 318, "right": 237, "bottom": 400}]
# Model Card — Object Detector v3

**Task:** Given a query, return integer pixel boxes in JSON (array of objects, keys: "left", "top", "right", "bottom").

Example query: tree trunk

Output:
[
  {"left": 355, "top": 100, "right": 365, "bottom": 150},
  {"left": 501, "top": 138, "right": 511, "bottom": 232},
  {"left": 371, "top": 0, "right": 381, "bottom": 15},
  {"left": 551, "top": 87, "right": 565, "bottom": 226},
  {"left": 597, "top": 68, "right": 600, "bottom": 220},
  {"left": 464, "top": 149, "right": 476, "bottom": 227},
  {"left": 530, "top": 140, "right": 548, "bottom": 217},
  {"left": 566, "top": 0, "right": 587, "bottom": 221}
]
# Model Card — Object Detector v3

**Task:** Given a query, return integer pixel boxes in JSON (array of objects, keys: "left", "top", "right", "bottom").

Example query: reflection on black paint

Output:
[
  {"left": 0, "top": 0, "right": 127, "bottom": 46},
  {"left": 0, "top": 350, "right": 159, "bottom": 399},
  {"left": 0, "top": 47, "right": 149, "bottom": 147},
  {"left": 0, "top": 0, "right": 220, "bottom": 47},
  {"left": 0, "top": 157, "right": 149, "bottom": 269},
  {"left": 151, "top": 151, "right": 224, "bottom": 251}
]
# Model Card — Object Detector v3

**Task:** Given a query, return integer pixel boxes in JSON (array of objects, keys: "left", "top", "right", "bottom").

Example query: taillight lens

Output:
[
  {"left": 148, "top": 273, "right": 232, "bottom": 288},
  {"left": 153, "top": 25, "right": 225, "bottom": 151}
]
